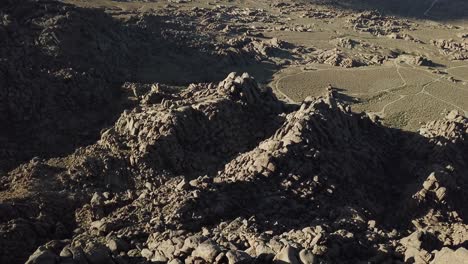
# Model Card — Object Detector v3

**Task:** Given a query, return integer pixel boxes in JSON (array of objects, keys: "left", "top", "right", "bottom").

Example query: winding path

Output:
[{"left": 274, "top": 61, "right": 468, "bottom": 117}]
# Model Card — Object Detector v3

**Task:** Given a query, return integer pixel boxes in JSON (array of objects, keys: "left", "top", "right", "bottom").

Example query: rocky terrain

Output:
[
  {"left": 1, "top": 0, "right": 468, "bottom": 264},
  {"left": 432, "top": 39, "right": 468, "bottom": 61}
]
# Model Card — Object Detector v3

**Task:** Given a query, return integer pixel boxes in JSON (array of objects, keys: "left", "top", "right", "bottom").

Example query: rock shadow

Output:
[
  {"left": 173, "top": 105, "right": 467, "bottom": 261},
  {"left": 0, "top": 0, "right": 283, "bottom": 173}
]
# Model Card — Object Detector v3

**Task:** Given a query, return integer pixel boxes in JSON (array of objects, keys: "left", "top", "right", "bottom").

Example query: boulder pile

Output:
[
  {"left": 1, "top": 72, "right": 467, "bottom": 264},
  {"left": 348, "top": 11, "right": 416, "bottom": 37},
  {"left": 431, "top": 39, "right": 468, "bottom": 61}
]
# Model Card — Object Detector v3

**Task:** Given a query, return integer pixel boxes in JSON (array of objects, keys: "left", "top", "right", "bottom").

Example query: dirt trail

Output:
[{"left": 275, "top": 62, "right": 468, "bottom": 122}]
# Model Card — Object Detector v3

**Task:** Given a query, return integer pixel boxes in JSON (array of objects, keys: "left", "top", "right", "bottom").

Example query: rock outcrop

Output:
[
  {"left": 2, "top": 71, "right": 467, "bottom": 264},
  {"left": 431, "top": 39, "right": 468, "bottom": 61}
]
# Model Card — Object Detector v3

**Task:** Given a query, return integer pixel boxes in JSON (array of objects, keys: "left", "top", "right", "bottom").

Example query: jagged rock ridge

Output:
[{"left": 1, "top": 72, "right": 467, "bottom": 264}]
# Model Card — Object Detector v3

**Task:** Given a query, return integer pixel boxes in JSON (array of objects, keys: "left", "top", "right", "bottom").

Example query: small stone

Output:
[
  {"left": 181, "top": 235, "right": 204, "bottom": 253},
  {"left": 59, "top": 246, "right": 73, "bottom": 258},
  {"left": 84, "top": 243, "right": 113, "bottom": 264},
  {"left": 311, "top": 233, "right": 322, "bottom": 246},
  {"left": 189, "top": 179, "right": 199, "bottom": 187},
  {"left": 447, "top": 110, "right": 460, "bottom": 120},
  {"left": 226, "top": 250, "right": 252, "bottom": 264},
  {"left": 312, "top": 244, "right": 327, "bottom": 255},
  {"left": 268, "top": 238, "right": 283, "bottom": 253},
  {"left": 255, "top": 243, "right": 275, "bottom": 256},
  {"left": 141, "top": 248, "right": 154, "bottom": 260},
  {"left": 215, "top": 252, "right": 227, "bottom": 264},
  {"left": 299, "top": 249, "right": 317, "bottom": 264},
  {"left": 106, "top": 238, "right": 129, "bottom": 253},
  {"left": 151, "top": 251, "right": 168, "bottom": 262},
  {"left": 192, "top": 239, "right": 221, "bottom": 262},
  {"left": 145, "top": 182, "right": 153, "bottom": 190},
  {"left": 436, "top": 187, "right": 447, "bottom": 201},
  {"left": 90, "top": 192, "right": 104, "bottom": 207},
  {"left": 127, "top": 249, "right": 140, "bottom": 258},
  {"left": 273, "top": 245, "right": 300, "bottom": 264},
  {"left": 176, "top": 179, "right": 188, "bottom": 190},
  {"left": 227, "top": 72, "right": 237, "bottom": 79}
]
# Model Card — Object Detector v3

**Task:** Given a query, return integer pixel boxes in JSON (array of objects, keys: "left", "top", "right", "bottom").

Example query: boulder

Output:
[
  {"left": 431, "top": 247, "right": 468, "bottom": 264},
  {"left": 226, "top": 250, "right": 252, "bottom": 264},
  {"left": 299, "top": 249, "right": 317, "bottom": 264},
  {"left": 191, "top": 239, "right": 221, "bottom": 262},
  {"left": 273, "top": 245, "right": 300, "bottom": 264},
  {"left": 25, "top": 249, "right": 58, "bottom": 264}
]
